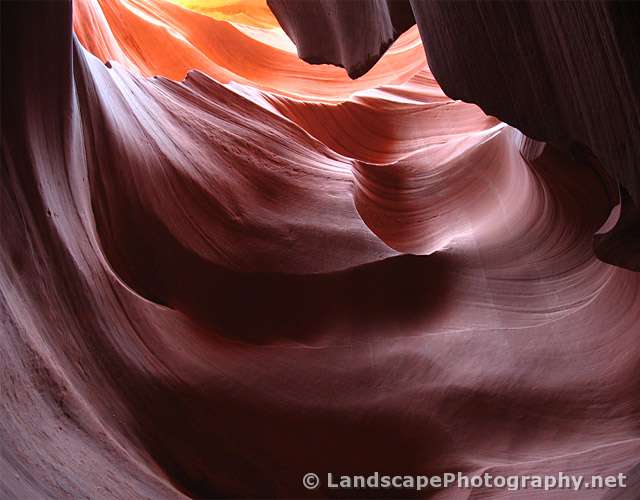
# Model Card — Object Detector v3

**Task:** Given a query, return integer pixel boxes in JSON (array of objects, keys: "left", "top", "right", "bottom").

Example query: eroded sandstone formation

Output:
[{"left": 2, "top": 1, "right": 639, "bottom": 498}]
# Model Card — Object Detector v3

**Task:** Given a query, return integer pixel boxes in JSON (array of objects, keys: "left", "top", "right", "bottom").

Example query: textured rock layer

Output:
[
  {"left": 2, "top": 1, "right": 639, "bottom": 499},
  {"left": 269, "top": 0, "right": 640, "bottom": 270}
]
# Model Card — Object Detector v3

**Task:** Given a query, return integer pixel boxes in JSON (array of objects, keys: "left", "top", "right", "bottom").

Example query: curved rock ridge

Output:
[
  {"left": 2, "top": 1, "right": 640, "bottom": 499},
  {"left": 73, "top": 0, "right": 425, "bottom": 101},
  {"left": 268, "top": 0, "right": 640, "bottom": 271}
]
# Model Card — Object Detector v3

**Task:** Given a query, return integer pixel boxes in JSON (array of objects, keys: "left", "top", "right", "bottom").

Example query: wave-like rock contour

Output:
[{"left": 2, "top": 0, "right": 639, "bottom": 498}]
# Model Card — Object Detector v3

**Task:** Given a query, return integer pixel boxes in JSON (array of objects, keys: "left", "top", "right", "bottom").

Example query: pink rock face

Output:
[{"left": 1, "top": 1, "right": 639, "bottom": 499}]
